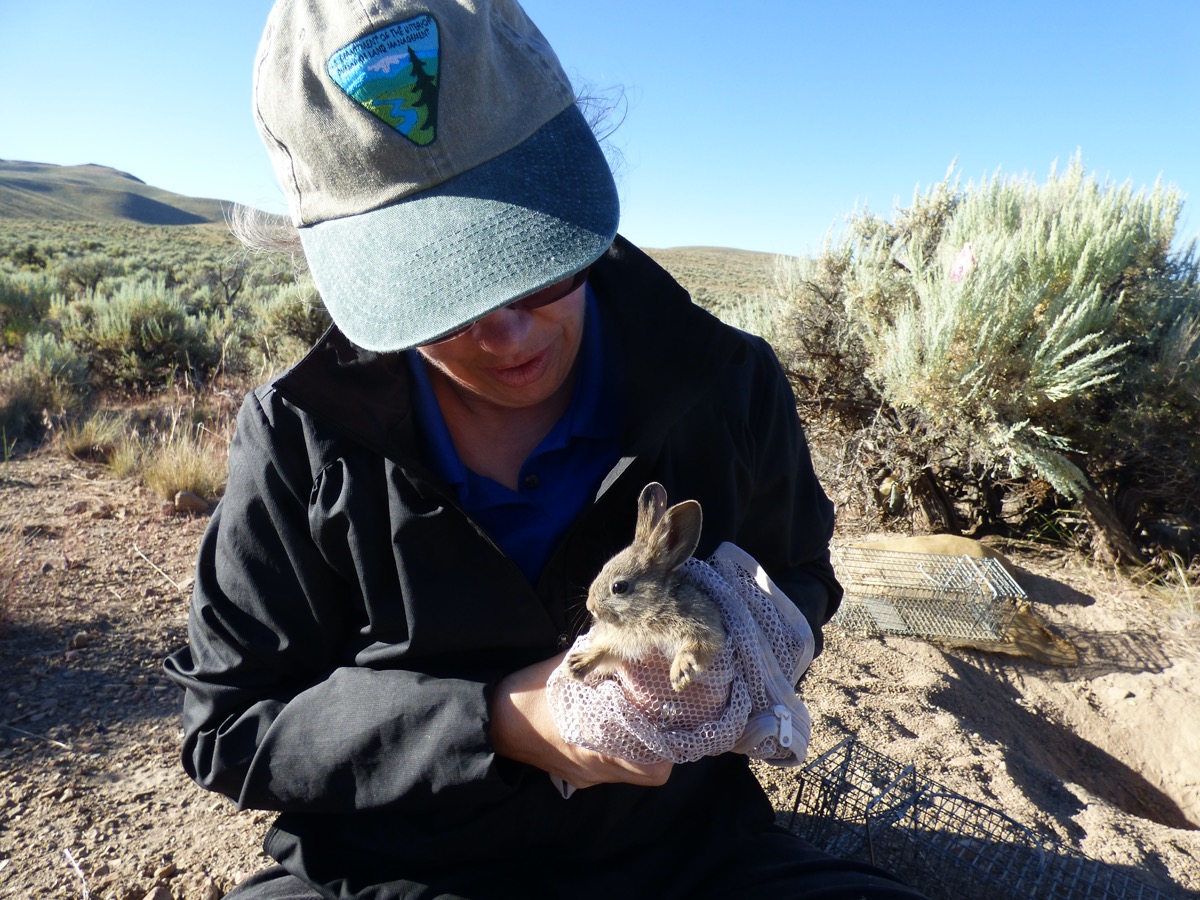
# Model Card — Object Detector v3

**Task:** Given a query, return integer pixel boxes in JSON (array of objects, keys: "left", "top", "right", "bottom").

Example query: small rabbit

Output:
[{"left": 566, "top": 482, "right": 726, "bottom": 692}]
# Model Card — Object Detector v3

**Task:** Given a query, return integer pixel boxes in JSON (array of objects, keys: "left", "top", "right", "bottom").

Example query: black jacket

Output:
[{"left": 164, "top": 237, "right": 840, "bottom": 898}]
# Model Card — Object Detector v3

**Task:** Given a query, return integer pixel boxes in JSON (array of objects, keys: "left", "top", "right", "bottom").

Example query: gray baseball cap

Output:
[{"left": 253, "top": 0, "right": 619, "bottom": 351}]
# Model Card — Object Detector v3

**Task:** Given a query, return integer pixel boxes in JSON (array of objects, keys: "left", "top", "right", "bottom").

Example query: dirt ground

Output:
[{"left": 1, "top": 452, "right": 1198, "bottom": 899}]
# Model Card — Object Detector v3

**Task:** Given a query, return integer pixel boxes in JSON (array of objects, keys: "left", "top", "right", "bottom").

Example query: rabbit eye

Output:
[{"left": 611, "top": 580, "right": 629, "bottom": 595}]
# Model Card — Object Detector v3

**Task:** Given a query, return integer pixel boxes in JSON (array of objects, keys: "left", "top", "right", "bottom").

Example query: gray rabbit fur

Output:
[{"left": 566, "top": 482, "right": 727, "bottom": 692}]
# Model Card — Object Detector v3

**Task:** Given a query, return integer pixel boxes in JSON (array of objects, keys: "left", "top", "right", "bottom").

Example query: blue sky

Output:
[{"left": 2, "top": 1, "right": 1197, "bottom": 256}]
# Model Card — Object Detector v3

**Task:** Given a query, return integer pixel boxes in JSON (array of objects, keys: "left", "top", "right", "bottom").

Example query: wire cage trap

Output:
[
  {"left": 829, "top": 545, "right": 1026, "bottom": 641},
  {"left": 787, "top": 737, "right": 1180, "bottom": 900}
]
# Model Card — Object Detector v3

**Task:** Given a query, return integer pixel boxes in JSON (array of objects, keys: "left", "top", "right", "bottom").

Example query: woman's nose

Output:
[{"left": 471, "top": 305, "right": 534, "bottom": 351}]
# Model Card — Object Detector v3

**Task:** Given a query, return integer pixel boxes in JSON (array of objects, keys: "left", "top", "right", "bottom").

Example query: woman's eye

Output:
[{"left": 611, "top": 580, "right": 628, "bottom": 595}]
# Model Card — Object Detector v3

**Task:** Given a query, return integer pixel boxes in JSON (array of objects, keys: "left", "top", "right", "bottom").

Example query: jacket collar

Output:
[{"left": 272, "top": 235, "right": 744, "bottom": 462}]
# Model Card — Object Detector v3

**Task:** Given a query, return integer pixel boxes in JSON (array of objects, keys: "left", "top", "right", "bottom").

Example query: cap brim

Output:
[{"left": 298, "top": 104, "right": 619, "bottom": 352}]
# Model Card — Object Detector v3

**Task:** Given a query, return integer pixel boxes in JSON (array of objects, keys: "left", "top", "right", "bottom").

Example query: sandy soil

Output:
[{"left": 0, "top": 453, "right": 1197, "bottom": 899}]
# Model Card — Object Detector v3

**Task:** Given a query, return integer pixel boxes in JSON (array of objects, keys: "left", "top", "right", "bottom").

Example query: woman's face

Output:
[{"left": 415, "top": 279, "right": 588, "bottom": 414}]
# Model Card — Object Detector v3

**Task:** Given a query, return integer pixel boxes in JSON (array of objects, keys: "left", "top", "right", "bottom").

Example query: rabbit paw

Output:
[
  {"left": 670, "top": 651, "right": 702, "bottom": 692},
  {"left": 565, "top": 648, "right": 599, "bottom": 681}
]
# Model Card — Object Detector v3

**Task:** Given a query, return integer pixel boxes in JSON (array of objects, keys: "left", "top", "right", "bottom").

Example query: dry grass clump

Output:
[
  {"left": 139, "top": 410, "right": 230, "bottom": 503},
  {"left": 60, "top": 411, "right": 128, "bottom": 464},
  {"left": 0, "top": 525, "right": 27, "bottom": 635},
  {"left": 1137, "top": 554, "right": 1200, "bottom": 623},
  {"left": 50, "top": 400, "right": 234, "bottom": 504}
]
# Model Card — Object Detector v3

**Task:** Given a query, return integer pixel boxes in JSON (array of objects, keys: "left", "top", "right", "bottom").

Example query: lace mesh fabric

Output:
[{"left": 548, "top": 542, "right": 816, "bottom": 767}]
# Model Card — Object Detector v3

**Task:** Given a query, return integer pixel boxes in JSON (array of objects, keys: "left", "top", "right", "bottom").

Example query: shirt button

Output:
[{"left": 523, "top": 474, "right": 540, "bottom": 489}]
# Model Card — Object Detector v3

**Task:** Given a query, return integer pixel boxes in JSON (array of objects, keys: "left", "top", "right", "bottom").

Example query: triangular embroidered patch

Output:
[{"left": 326, "top": 15, "right": 440, "bottom": 146}]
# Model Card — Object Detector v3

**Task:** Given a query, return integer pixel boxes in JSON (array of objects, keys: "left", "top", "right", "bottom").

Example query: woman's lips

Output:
[{"left": 486, "top": 347, "right": 551, "bottom": 387}]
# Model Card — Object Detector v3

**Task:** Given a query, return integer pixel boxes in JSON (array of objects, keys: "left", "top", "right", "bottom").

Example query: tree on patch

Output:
[{"left": 407, "top": 45, "right": 438, "bottom": 136}]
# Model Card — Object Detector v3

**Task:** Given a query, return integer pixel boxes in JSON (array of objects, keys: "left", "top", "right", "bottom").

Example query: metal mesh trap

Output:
[
  {"left": 830, "top": 545, "right": 1026, "bottom": 641},
  {"left": 787, "top": 737, "right": 1179, "bottom": 900}
]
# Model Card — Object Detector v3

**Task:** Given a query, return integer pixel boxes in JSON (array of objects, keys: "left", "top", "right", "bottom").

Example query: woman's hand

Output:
[{"left": 490, "top": 653, "right": 673, "bottom": 789}]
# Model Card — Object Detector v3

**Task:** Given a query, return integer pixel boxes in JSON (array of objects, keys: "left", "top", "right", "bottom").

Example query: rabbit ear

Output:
[
  {"left": 647, "top": 499, "right": 703, "bottom": 572},
  {"left": 633, "top": 482, "right": 669, "bottom": 544}
]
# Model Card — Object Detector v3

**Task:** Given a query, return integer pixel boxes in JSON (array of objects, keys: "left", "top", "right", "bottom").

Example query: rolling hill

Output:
[{"left": 0, "top": 160, "right": 230, "bottom": 225}]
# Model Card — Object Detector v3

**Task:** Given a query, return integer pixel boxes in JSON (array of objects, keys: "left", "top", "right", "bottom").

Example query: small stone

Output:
[
  {"left": 141, "top": 887, "right": 173, "bottom": 900},
  {"left": 153, "top": 863, "right": 177, "bottom": 880},
  {"left": 70, "top": 632, "right": 92, "bottom": 650}
]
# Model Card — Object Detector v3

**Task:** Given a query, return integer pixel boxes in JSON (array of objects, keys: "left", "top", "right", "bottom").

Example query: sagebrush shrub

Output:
[
  {"left": 249, "top": 278, "right": 331, "bottom": 368},
  {"left": 0, "top": 332, "right": 89, "bottom": 439},
  {"left": 774, "top": 157, "right": 1200, "bottom": 560},
  {"left": 54, "top": 252, "right": 123, "bottom": 295},
  {"left": 0, "top": 270, "right": 57, "bottom": 348},
  {"left": 54, "top": 278, "right": 220, "bottom": 391}
]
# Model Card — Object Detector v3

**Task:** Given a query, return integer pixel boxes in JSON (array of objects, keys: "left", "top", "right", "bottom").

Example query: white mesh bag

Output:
[{"left": 547, "top": 542, "right": 816, "bottom": 770}]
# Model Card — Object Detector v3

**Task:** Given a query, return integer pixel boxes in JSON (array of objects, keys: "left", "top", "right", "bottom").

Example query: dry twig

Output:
[
  {"left": 1, "top": 720, "right": 71, "bottom": 750},
  {"left": 132, "top": 544, "right": 183, "bottom": 592},
  {"left": 62, "top": 848, "right": 93, "bottom": 900}
]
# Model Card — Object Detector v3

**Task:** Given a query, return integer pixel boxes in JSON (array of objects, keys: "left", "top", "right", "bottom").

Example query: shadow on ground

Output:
[{"left": 934, "top": 652, "right": 1196, "bottom": 833}]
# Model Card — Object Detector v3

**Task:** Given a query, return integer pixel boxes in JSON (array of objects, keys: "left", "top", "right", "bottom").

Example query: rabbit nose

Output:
[{"left": 585, "top": 593, "right": 611, "bottom": 621}]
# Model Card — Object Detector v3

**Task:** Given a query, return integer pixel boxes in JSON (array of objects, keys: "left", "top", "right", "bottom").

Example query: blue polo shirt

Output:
[{"left": 405, "top": 290, "right": 622, "bottom": 584}]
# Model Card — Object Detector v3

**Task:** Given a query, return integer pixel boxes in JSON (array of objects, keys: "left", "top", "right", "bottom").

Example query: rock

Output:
[
  {"left": 70, "top": 632, "right": 92, "bottom": 650},
  {"left": 153, "top": 863, "right": 177, "bottom": 880},
  {"left": 173, "top": 491, "right": 210, "bottom": 515}
]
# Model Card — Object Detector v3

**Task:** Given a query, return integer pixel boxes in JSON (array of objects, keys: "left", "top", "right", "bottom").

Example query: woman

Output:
[{"left": 165, "top": 1, "right": 927, "bottom": 897}]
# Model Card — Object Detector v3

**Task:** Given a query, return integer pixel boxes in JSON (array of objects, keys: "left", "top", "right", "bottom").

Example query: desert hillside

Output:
[{"left": 0, "top": 161, "right": 229, "bottom": 226}]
